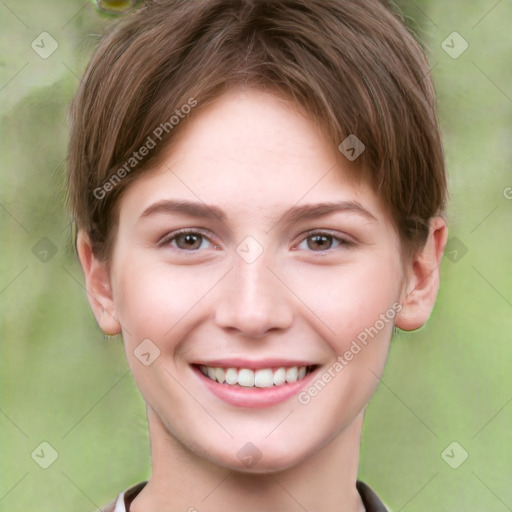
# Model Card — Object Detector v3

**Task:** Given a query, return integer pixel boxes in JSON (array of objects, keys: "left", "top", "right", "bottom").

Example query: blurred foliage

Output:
[{"left": 1, "top": 1, "right": 511, "bottom": 511}]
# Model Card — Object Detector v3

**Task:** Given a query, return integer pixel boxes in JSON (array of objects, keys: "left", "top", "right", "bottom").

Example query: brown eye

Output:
[
  {"left": 159, "top": 230, "right": 215, "bottom": 252},
  {"left": 307, "top": 234, "right": 335, "bottom": 251},
  {"left": 297, "top": 231, "right": 351, "bottom": 253},
  {"left": 174, "top": 233, "right": 204, "bottom": 251}
]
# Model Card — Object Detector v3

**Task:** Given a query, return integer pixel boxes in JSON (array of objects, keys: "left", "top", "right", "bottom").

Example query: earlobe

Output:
[
  {"left": 76, "top": 231, "right": 122, "bottom": 336},
  {"left": 395, "top": 217, "right": 448, "bottom": 332}
]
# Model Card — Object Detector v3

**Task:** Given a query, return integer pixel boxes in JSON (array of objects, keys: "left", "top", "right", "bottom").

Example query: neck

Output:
[{"left": 131, "top": 408, "right": 366, "bottom": 512}]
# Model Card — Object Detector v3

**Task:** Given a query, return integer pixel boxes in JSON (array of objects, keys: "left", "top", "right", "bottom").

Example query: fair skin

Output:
[{"left": 78, "top": 89, "right": 447, "bottom": 512}]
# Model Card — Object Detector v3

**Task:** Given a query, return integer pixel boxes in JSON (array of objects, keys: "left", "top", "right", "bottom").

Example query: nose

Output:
[{"left": 214, "top": 252, "right": 294, "bottom": 339}]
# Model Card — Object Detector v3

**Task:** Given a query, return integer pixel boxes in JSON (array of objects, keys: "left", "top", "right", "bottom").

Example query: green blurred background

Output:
[{"left": 0, "top": 1, "right": 511, "bottom": 510}]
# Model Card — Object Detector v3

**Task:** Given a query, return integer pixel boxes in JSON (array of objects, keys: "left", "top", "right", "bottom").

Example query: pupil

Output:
[
  {"left": 181, "top": 234, "right": 200, "bottom": 249},
  {"left": 310, "top": 235, "right": 331, "bottom": 250}
]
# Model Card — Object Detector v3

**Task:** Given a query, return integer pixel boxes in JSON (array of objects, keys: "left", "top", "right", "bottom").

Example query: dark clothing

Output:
[{"left": 101, "top": 480, "right": 389, "bottom": 511}]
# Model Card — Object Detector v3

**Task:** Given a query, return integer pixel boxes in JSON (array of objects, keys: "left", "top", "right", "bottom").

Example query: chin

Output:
[
  {"left": 207, "top": 441, "right": 314, "bottom": 475},
  {"left": 223, "top": 457, "right": 302, "bottom": 475}
]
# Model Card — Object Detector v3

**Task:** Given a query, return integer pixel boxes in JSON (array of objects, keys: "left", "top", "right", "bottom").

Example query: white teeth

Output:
[
  {"left": 254, "top": 369, "right": 274, "bottom": 388},
  {"left": 198, "top": 364, "right": 312, "bottom": 387},
  {"left": 285, "top": 366, "right": 298, "bottom": 383},
  {"left": 225, "top": 367, "right": 238, "bottom": 385},
  {"left": 273, "top": 367, "right": 286, "bottom": 386},
  {"left": 215, "top": 367, "right": 226, "bottom": 384},
  {"left": 238, "top": 369, "right": 255, "bottom": 387}
]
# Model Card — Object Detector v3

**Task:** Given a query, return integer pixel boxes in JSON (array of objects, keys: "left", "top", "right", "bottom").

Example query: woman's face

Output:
[{"left": 107, "top": 89, "right": 406, "bottom": 472}]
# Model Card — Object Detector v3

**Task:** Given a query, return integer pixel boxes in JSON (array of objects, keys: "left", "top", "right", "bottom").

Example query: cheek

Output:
[
  {"left": 112, "top": 258, "right": 226, "bottom": 344},
  {"left": 284, "top": 252, "right": 402, "bottom": 354},
  {"left": 293, "top": 256, "right": 401, "bottom": 424}
]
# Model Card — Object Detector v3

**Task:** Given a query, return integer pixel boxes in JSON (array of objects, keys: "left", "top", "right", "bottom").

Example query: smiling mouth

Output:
[{"left": 196, "top": 364, "right": 317, "bottom": 388}]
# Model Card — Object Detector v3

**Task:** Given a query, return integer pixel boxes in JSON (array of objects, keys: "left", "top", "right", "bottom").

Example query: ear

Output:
[
  {"left": 76, "top": 231, "right": 122, "bottom": 336},
  {"left": 395, "top": 216, "right": 448, "bottom": 331}
]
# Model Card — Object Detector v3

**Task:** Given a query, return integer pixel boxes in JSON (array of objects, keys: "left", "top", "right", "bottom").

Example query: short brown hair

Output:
[{"left": 67, "top": 0, "right": 447, "bottom": 261}]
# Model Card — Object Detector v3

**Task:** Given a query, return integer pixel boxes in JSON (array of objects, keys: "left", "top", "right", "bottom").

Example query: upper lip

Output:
[{"left": 192, "top": 358, "right": 318, "bottom": 369}]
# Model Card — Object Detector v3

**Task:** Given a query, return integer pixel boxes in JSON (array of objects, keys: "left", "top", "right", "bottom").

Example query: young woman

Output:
[{"left": 67, "top": 1, "right": 448, "bottom": 510}]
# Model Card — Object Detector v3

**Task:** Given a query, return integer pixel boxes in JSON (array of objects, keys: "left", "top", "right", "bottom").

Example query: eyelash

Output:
[{"left": 158, "top": 228, "right": 354, "bottom": 255}]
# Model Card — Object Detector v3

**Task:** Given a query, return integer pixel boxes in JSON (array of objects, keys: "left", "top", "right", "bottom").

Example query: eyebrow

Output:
[{"left": 138, "top": 199, "right": 378, "bottom": 226}]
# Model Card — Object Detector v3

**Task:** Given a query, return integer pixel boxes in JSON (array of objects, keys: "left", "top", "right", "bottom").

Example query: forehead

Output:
[{"left": 116, "top": 89, "right": 389, "bottom": 229}]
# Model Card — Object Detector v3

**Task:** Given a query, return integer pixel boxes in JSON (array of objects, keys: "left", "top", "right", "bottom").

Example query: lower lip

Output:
[{"left": 192, "top": 366, "right": 318, "bottom": 408}]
